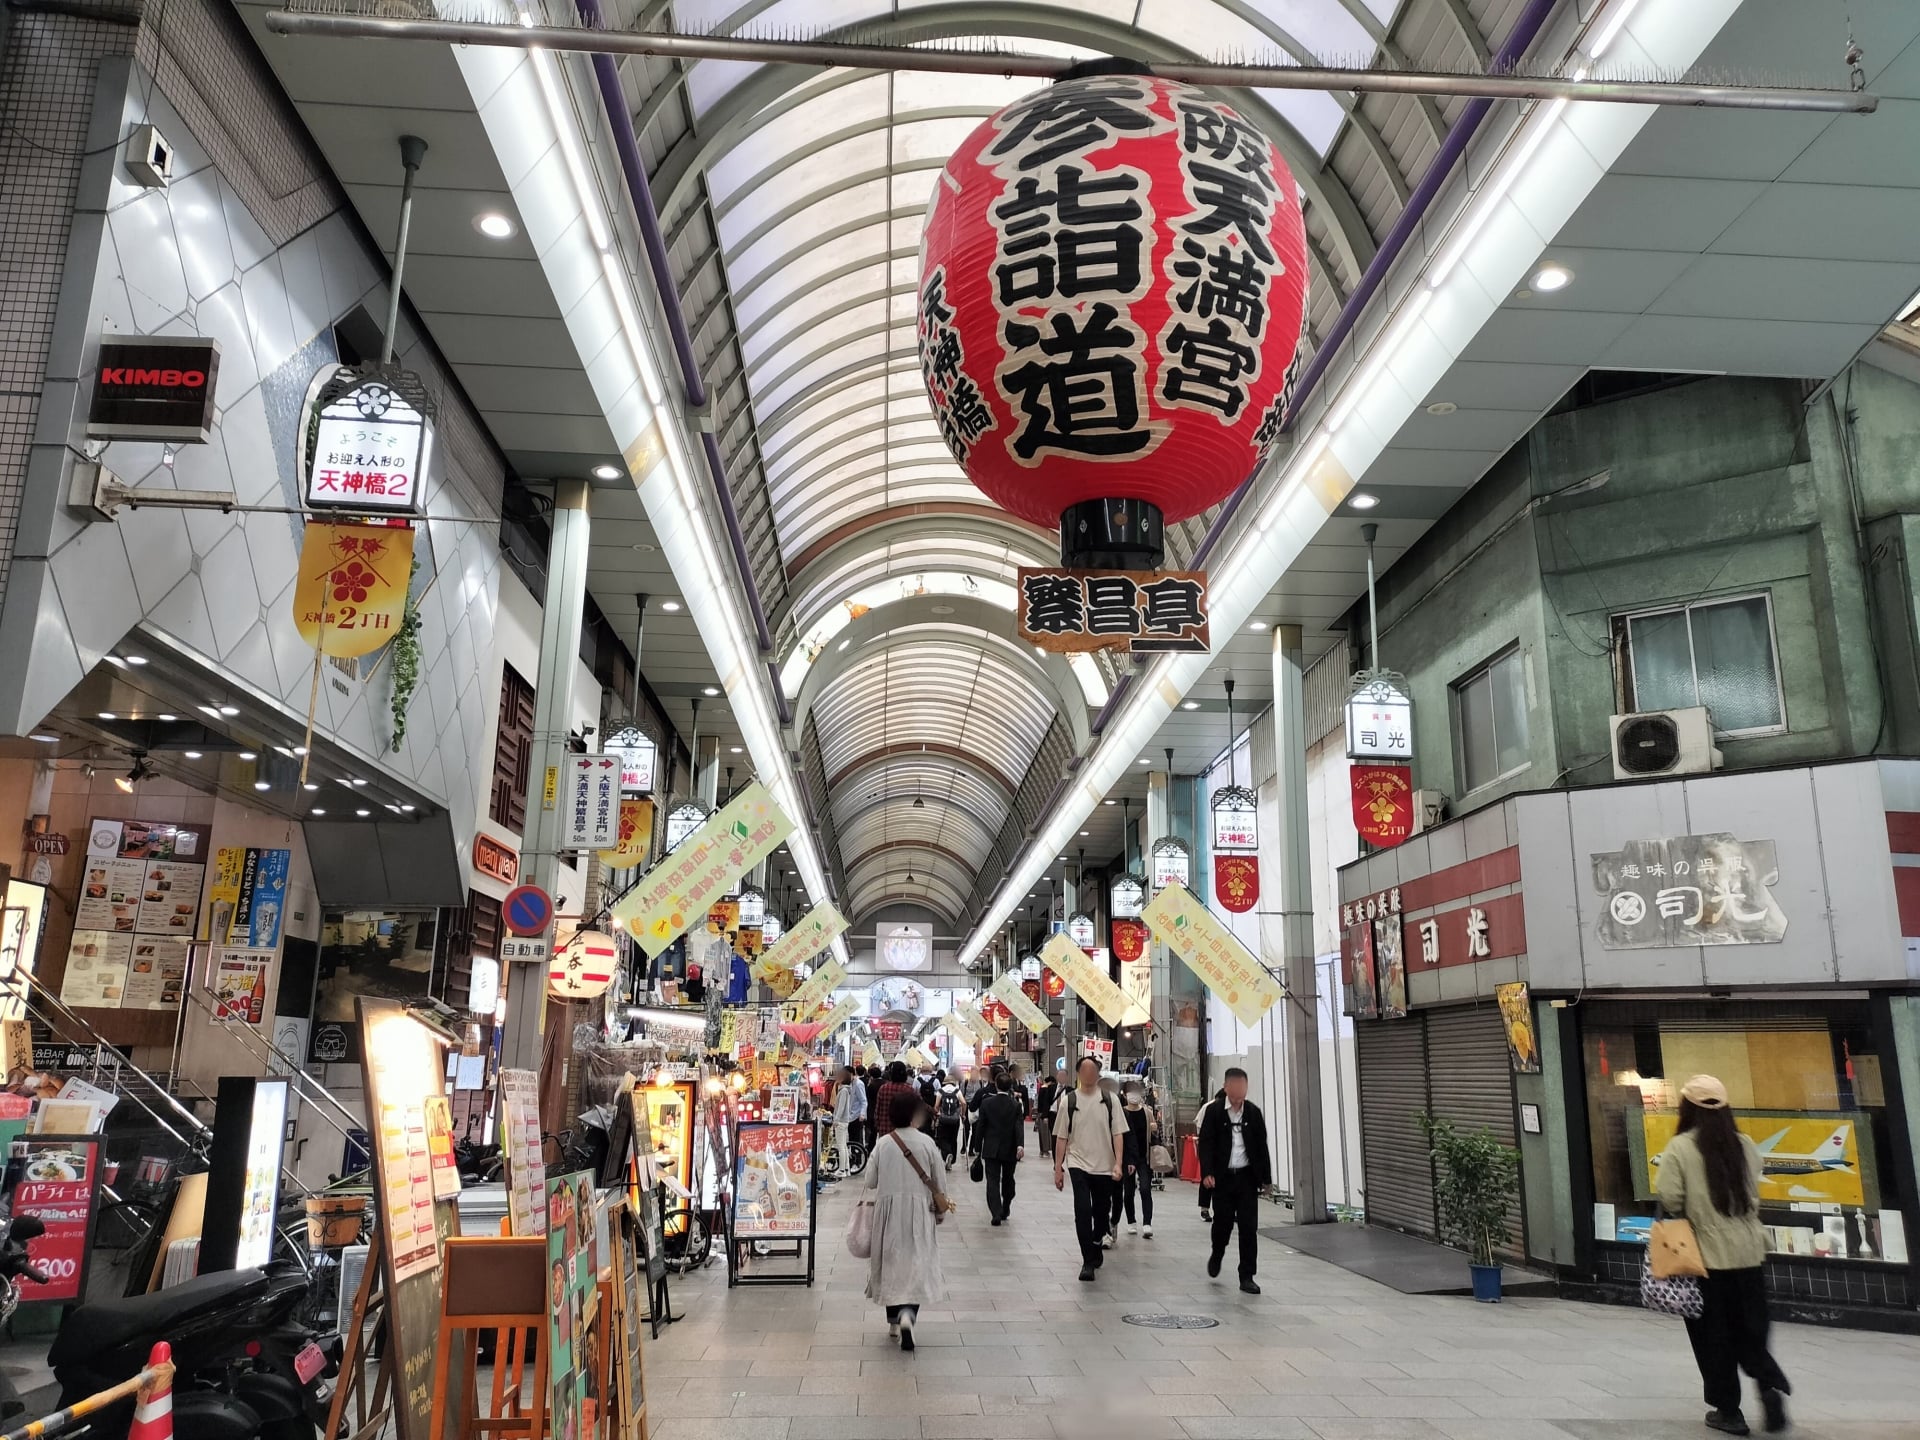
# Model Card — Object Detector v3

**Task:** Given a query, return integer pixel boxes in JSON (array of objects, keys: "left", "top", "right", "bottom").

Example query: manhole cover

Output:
[{"left": 1121, "top": 1313, "right": 1219, "bottom": 1330}]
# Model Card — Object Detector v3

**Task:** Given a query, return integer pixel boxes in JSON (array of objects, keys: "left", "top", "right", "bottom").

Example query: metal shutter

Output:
[
  {"left": 1425, "top": 1002, "right": 1524, "bottom": 1255},
  {"left": 1357, "top": 1019, "right": 1434, "bottom": 1237}
]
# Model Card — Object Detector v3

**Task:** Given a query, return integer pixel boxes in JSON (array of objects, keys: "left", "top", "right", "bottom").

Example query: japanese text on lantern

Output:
[
  {"left": 1161, "top": 95, "right": 1286, "bottom": 426},
  {"left": 985, "top": 78, "right": 1167, "bottom": 466},
  {"left": 918, "top": 268, "right": 994, "bottom": 462}
]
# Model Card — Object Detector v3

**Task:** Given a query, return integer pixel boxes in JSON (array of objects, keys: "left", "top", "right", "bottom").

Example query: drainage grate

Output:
[{"left": 1121, "top": 1313, "right": 1219, "bottom": 1330}]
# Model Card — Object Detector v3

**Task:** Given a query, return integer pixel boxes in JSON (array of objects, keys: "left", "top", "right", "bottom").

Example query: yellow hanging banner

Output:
[
  {"left": 1141, "top": 881, "right": 1285, "bottom": 1028},
  {"left": 1039, "top": 933, "right": 1131, "bottom": 1028},
  {"left": 598, "top": 798, "right": 654, "bottom": 868},
  {"left": 988, "top": 970, "right": 1053, "bottom": 1033},
  {"left": 758, "top": 903, "right": 849, "bottom": 973},
  {"left": 610, "top": 780, "right": 794, "bottom": 956},
  {"left": 291, "top": 522, "right": 416, "bottom": 659},
  {"left": 783, "top": 957, "right": 846, "bottom": 1016}
]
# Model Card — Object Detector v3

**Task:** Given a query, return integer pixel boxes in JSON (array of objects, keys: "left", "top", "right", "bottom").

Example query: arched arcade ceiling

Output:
[{"left": 618, "top": 0, "right": 1518, "bottom": 923}]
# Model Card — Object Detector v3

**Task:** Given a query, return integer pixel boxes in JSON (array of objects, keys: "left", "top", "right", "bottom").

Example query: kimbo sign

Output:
[{"left": 87, "top": 335, "right": 220, "bottom": 442}]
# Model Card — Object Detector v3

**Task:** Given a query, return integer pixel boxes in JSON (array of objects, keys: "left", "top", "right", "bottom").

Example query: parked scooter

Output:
[{"left": 0, "top": 1212, "right": 342, "bottom": 1440}]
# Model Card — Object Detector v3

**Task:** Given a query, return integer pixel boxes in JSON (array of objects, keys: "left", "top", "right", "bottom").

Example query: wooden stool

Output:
[{"left": 429, "top": 1235, "right": 550, "bottom": 1440}]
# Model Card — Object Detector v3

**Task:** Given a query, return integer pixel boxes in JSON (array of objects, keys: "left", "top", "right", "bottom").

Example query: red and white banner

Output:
[
  {"left": 1214, "top": 855, "right": 1259, "bottom": 913},
  {"left": 1111, "top": 917, "right": 1149, "bottom": 962},
  {"left": 1351, "top": 764, "right": 1415, "bottom": 847}
]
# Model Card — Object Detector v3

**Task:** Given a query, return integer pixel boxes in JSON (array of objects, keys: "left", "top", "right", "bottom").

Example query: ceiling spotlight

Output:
[
  {"left": 183, "top": 750, "right": 203, "bottom": 759},
  {"left": 355, "top": 808, "right": 371, "bottom": 817},
  {"left": 238, "top": 751, "right": 257, "bottom": 761},
  {"left": 1530, "top": 262, "right": 1574, "bottom": 293},
  {"left": 1103, "top": 799, "right": 1117, "bottom": 807},
  {"left": 1137, "top": 757, "right": 1152, "bottom": 766},
  {"left": 1425, "top": 401, "right": 1458, "bottom": 416},
  {"left": 730, "top": 746, "right": 743, "bottom": 754},
  {"left": 219, "top": 705, "right": 239, "bottom": 716},
  {"left": 157, "top": 714, "right": 177, "bottom": 723},
  {"left": 1080, "top": 829, "right": 1090, "bottom": 837},
  {"left": 474, "top": 212, "right": 517, "bottom": 239},
  {"left": 303, "top": 782, "right": 319, "bottom": 791},
  {"left": 1248, "top": 620, "right": 1269, "bottom": 632},
  {"left": 310, "top": 808, "right": 326, "bottom": 816},
  {"left": 123, "top": 654, "right": 148, "bottom": 666},
  {"left": 253, "top": 781, "right": 270, "bottom": 791},
  {"left": 293, "top": 746, "right": 307, "bottom": 756},
  {"left": 913, "top": 795, "right": 925, "bottom": 808},
  {"left": 29, "top": 734, "right": 58, "bottom": 743},
  {"left": 115, "top": 753, "right": 155, "bottom": 794},
  {"left": 661, "top": 600, "right": 681, "bottom": 612},
  {"left": 351, "top": 778, "right": 368, "bottom": 786},
  {"left": 400, "top": 804, "right": 415, "bottom": 812},
  {"left": 98, "top": 712, "right": 116, "bottom": 721},
  {"left": 590, "top": 463, "right": 622, "bottom": 481},
  {"left": 702, "top": 686, "right": 720, "bottom": 697},
  {"left": 1348, "top": 492, "right": 1381, "bottom": 510},
  {"left": 1182, "top": 700, "right": 1201, "bottom": 711}
]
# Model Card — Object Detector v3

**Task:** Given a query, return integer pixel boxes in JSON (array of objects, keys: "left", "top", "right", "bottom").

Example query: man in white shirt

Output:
[
  {"left": 1197, "top": 1066, "right": 1272, "bottom": 1294},
  {"left": 1052, "top": 1054, "right": 1128, "bottom": 1282},
  {"left": 830, "top": 1065, "right": 866, "bottom": 1178}
]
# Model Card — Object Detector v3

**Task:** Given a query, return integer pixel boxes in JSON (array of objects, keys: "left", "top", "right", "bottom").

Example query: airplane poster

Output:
[{"left": 1637, "top": 1111, "right": 1875, "bottom": 1210}]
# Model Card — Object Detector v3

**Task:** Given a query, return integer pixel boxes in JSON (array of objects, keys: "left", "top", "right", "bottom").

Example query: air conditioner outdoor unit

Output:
[
  {"left": 1411, "top": 790, "right": 1447, "bottom": 834},
  {"left": 1609, "top": 706, "right": 1722, "bottom": 781}
]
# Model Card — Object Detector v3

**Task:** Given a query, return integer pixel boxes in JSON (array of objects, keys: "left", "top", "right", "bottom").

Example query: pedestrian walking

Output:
[
  {"left": 1196, "top": 1086, "right": 1226, "bottom": 1222},
  {"left": 862, "top": 1066, "right": 882, "bottom": 1153},
  {"left": 874, "top": 1060, "right": 919, "bottom": 1138},
  {"left": 1052, "top": 1055, "right": 1127, "bottom": 1283},
  {"left": 934, "top": 1082, "right": 964, "bottom": 1168},
  {"left": 1113, "top": 1079, "right": 1155, "bottom": 1238},
  {"left": 1198, "top": 1068, "right": 1270, "bottom": 1295},
  {"left": 975, "top": 1069, "right": 1026, "bottom": 1225},
  {"left": 1657, "top": 1074, "right": 1792, "bottom": 1435},
  {"left": 865, "top": 1092, "right": 948, "bottom": 1352},
  {"left": 830, "top": 1064, "right": 866, "bottom": 1177},
  {"left": 1035, "top": 1072, "right": 1059, "bottom": 1158},
  {"left": 959, "top": 1068, "right": 984, "bottom": 1154}
]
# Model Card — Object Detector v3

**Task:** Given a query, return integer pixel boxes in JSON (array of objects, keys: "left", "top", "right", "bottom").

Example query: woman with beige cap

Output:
[{"left": 1656, "top": 1074, "right": 1792, "bottom": 1435}]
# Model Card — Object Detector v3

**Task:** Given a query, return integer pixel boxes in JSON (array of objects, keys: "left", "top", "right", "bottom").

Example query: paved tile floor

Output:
[{"left": 642, "top": 1164, "right": 1920, "bottom": 1440}]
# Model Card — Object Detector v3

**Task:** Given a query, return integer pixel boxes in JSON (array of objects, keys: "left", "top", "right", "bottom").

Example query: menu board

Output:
[
  {"left": 63, "top": 818, "right": 209, "bottom": 1010},
  {"left": 499, "top": 1068, "right": 547, "bottom": 1238},
  {"left": 731, "top": 1122, "right": 814, "bottom": 1238},
  {"left": 6, "top": 1136, "right": 102, "bottom": 1303}
]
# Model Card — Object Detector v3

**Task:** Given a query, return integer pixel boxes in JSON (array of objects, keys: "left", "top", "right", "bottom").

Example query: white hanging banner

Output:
[{"left": 989, "top": 968, "right": 1053, "bottom": 1033}]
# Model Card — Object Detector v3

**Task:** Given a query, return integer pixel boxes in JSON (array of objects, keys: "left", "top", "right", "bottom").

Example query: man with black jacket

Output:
[
  {"left": 974, "top": 1070, "right": 1027, "bottom": 1225},
  {"left": 1197, "top": 1067, "right": 1271, "bottom": 1295}
]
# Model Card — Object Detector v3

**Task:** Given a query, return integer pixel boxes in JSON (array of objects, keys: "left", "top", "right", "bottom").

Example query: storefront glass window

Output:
[{"left": 1582, "top": 1000, "right": 1904, "bottom": 1264}]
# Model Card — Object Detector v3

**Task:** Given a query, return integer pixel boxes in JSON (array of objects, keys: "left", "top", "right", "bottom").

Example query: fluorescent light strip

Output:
[
  {"left": 1587, "top": 0, "right": 1645, "bottom": 59},
  {"left": 600, "top": 251, "right": 666, "bottom": 407},
  {"left": 1327, "top": 289, "right": 1432, "bottom": 431},
  {"left": 512, "top": 3, "right": 611, "bottom": 254},
  {"left": 1427, "top": 91, "right": 1573, "bottom": 289}
]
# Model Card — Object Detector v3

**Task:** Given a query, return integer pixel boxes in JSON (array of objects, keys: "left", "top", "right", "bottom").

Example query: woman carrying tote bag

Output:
[
  {"left": 863, "top": 1091, "right": 949, "bottom": 1351},
  {"left": 1655, "top": 1074, "right": 1792, "bottom": 1436}
]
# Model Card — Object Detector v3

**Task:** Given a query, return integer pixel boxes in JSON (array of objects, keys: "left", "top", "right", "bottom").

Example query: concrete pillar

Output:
[
  {"left": 1146, "top": 768, "right": 1172, "bottom": 1079},
  {"left": 1274, "top": 624, "right": 1328, "bottom": 1224},
  {"left": 502, "top": 480, "right": 591, "bottom": 1075}
]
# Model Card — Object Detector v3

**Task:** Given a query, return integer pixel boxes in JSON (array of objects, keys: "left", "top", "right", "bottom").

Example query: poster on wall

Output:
[
  {"left": 123, "top": 936, "right": 189, "bottom": 1010},
  {"left": 204, "top": 847, "right": 291, "bottom": 948},
  {"left": 1373, "top": 916, "right": 1407, "bottom": 1020},
  {"left": 67, "top": 818, "right": 209, "bottom": 1010},
  {"left": 308, "top": 910, "right": 436, "bottom": 1063},
  {"left": 211, "top": 948, "right": 273, "bottom": 1024},
  {"left": 1345, "top": 921, "right": 1379, "bottom": 1019},
  {"left": 1495, "top": 982, "right": 1540, "bottom": 1073},
  {"left": 545, "top": 1172, "right": 600, "bottom": 1440},
  {"left": 731, "top": 1122, "right": 813, "bottom": 1238},
  {"left": 1636, "top": 1110, "right": 1875, "bottom": 1210}
]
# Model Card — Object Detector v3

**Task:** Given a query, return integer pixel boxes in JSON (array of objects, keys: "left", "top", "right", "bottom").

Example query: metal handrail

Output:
[{"left": 182, "top": 986, "right": 362, "bottom": 1141}]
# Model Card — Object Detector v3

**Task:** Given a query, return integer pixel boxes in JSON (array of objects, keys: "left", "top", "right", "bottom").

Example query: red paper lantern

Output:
[
  {"left": 1042, "top": 968, "right": 1066, "bottom": 998},
  {"left": 918, "top": 74, "right": 1310, "bottom": 562},
  {"left": 1111, "top": 918, "right": 1149, "bottom": 963}
]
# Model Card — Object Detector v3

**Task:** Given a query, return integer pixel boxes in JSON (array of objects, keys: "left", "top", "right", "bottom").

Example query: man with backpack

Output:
[
  {"left": 1052, "top": 1054, "right": 1128, "bottom": 1282},
  {"left": 934, "top": 1080, "right": 964, "bottom": 1168}
]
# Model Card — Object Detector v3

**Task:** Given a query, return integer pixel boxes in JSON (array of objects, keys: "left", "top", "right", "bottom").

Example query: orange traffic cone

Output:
[{"left": 129, "top": 1343, "right": 174, "bottom": 1440}]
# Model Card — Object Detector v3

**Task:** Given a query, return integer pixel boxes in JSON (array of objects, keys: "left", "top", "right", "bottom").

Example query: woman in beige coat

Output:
[
  {"left": 1656, "top": 1075, "right": 1792, "bottom": 1436},
  {"left": 864, "top": 1091, "right": 947, "bottom": 1351}
]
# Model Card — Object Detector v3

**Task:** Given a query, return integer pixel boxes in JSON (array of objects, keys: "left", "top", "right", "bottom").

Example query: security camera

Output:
[{"left": 126, "top": 124, "right": 173, "bottom": 188}]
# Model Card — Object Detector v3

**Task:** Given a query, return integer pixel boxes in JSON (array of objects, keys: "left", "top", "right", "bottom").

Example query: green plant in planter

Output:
[
  {"left": 1419, "top": 1112, "right": 1519, "bottom": 1268},
  {"left": 388, "top": 559, "right": 423, "bottom": 749}
]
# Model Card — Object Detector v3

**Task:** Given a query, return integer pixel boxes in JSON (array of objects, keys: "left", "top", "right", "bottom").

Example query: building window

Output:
[
  {"left": 1452, "top": 646, "right": 1529, "bottom": 793},
  {"left": 1618, "top": 594, "right": 1784, "bottom": 736}
]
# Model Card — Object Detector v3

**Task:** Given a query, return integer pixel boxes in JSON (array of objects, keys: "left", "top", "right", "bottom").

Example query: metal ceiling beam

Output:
[
  {"left": 784, "top": 505, "right": 1052, "bottom": 585},
  {"left": 826, "top": 741, "right": 1023, "bottom": 800}
]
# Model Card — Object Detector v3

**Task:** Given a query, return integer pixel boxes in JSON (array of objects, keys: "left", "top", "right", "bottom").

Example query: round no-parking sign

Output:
[{"left": 503, "top": 884, "right": 554, "bottom": 937}]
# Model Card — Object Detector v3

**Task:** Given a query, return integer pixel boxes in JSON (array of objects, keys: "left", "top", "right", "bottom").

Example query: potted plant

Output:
[{"left": 1419, "top": 1113, "right": 1520, "bottom": 1302}]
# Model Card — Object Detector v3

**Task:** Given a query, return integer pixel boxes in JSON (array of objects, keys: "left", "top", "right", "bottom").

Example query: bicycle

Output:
[
  {"left": 819, "top": 1128, "right": 867, "bottom": 1180},
  {"left": 658, "top": 1200, "right": 712, "bottom": 1272}
]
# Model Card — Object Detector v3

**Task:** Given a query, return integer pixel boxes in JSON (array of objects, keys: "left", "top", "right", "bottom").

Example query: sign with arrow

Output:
[{"left": 562, "top": 754, "right": 620, "bottom": 850}]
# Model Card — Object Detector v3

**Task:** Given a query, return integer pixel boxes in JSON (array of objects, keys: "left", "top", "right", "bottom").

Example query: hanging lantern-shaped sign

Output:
[
  {"left": 1151, "top": 835, "right": 1191, "bottom": 890},
  {"left": 549, "top": 929, "right": 618, "bottom": 999},
  {"left": 665, "top": 801, "right": 709, "bottom": 851},
  {"left": 1020, "top": 954, "right": 1042, "bottom": 980},
  {"left": 736, "top": 887, "right": 768, "bottom": 929},
  {"left": 1066, "top": 912, "right": 1097, "bottom": 949},
  {"left": 1109, "top": 872, "right": 1146, "bottom": 919},
  {"left": 1111, "top": 917, "right": 1149, "bottom": 963},
  {"left": 1212, "top": 784, "right": 1259, "bottom": 852},
  {"left": 1043, "top": 967, "right": 1066, "bottom": 998},
  {"left": 760, "top": 910, "right": 785, "bottom": 945},
  {"left": 918, "top": 75, "right": 1310, "bottom": 573},
  {"left": 604, "top": 725, "right": 658, "bottom": 794}
]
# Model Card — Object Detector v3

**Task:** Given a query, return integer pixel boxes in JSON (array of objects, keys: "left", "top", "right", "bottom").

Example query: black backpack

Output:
[{"left": 938, "top": 1090, "right": 962, "bottom": 1120}]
